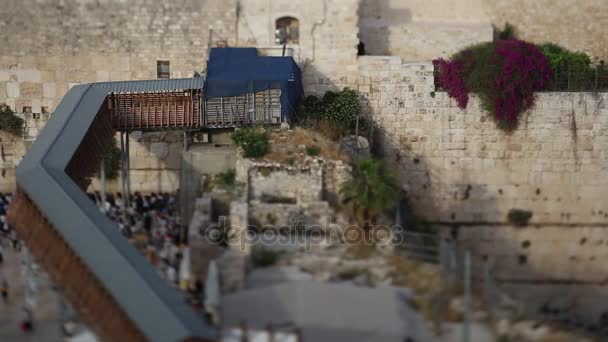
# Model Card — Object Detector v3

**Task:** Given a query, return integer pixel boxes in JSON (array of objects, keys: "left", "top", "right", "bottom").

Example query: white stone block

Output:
[
  {"left": 43, "top": 82, "right": 56, "bottom": 99},
  {"left": 0, "top": 71, "right": 9, "bottom": 82},
  {"left": 17, "top": 69, "right": 41, "bottom": 82},
  {"left": 6, "top": 82, "right": 19, "bottom": 98},
  {"left": 96, "top": 71, "right": 110, "bottom": 82},
  {"left": 31, "top": 99, "right": 42, "bottom": 114}
]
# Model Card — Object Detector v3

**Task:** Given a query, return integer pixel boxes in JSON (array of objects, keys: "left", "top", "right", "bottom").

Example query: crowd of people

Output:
[
  {"left": 87, "top": 191, "right": 201, "bottom": 297},
  {"left": 0, "top": 192, "right": 35, "bottom": 333},
  {"left": 0, "top": 190, "right": 203, "bottom": 335}
]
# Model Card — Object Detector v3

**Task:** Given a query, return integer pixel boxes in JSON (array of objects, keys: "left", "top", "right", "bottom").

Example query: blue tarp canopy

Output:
[{"left": 205, "top": 47, "right": 303, "bottom": 120}]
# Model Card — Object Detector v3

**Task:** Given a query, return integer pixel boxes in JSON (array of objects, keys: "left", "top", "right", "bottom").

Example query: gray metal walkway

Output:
[{"left": 8, "top": 79, "right": 216, "bottom": 342}]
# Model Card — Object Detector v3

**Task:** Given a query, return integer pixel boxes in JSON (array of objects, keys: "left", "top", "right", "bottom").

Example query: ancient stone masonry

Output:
[
  {"left": 345, "top": 56, "right": 608, "bottom": 226},
  {"left": 0, "top": 0, "right": 237, "bottom": 114},
  {"left": 236, "top": 156, "right": 350, "bottom": 232},
  {"left": 358, "top": 0, "right": 493, "bottom": 61},
  {"left": 483, "top": 0, "right": 608, "bottom": 61},
  {"left": 358, "top": 0, "right": 607, "bottom": 61}
]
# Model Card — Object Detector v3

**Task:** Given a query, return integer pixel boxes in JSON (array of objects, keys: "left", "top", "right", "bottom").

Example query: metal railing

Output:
[{"left": 434, "top": 64, "right": 608, "bottom": 92}]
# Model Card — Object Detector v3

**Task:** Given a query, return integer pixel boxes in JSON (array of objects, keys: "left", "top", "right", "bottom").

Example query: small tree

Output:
[
  {"left": 0, "top": 104, "right": 24, "bottom": 136},
  {"left": 322, "top": 88, "right": 361, "bottom": 131},
  {"left": 232, "top": 127, "right": 269, "bottom": 158},
  {"left": 340, "top": 157, "right": 400, "bottom": 229},
  {"left": 98, "top": 138, "right": 121, "bottom": 179}
]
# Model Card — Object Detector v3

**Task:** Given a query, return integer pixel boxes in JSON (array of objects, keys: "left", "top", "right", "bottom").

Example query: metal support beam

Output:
[
  {"left": 125, "top": 131, "right": 131, "bottom": 208},
  {"left": 120, "top": 132, "right": 126, "bottom": 212},
  {"left": 100, "top": 157, "right": 106, "bottom": 212}
]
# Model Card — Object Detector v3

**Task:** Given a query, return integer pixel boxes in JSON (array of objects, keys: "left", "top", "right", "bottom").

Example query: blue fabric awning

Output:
[{"left": 205, "top": 48, "right": 303, "bottom": 120}]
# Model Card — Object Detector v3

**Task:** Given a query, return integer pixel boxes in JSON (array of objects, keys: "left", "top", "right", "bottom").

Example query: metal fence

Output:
[
  {"left": 434, "top": 64, "right": 608, "bottom": 92},
  {"left": 544, "top": 65, "right": 608, "bottom": 91}
]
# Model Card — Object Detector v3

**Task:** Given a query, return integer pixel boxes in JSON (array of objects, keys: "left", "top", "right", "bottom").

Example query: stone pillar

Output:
[{"left": 228, "top": 201, "right": 250, "bottom": 255}]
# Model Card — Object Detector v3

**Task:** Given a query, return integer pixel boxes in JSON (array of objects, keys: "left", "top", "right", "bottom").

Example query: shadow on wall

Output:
[
  {"left": 357, "top": 0, "right": 412, "bottom": 56},
  {"left": 89, "top": 131, "right": 184, "bottom": 194},
  {"left": 366, "top": 87, "right": 608, "bottom": 330}
]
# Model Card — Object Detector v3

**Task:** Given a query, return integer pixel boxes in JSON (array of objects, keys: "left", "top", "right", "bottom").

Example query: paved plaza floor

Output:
[{"left": 0, "top": 246, "right": 63, "bottom": 342}]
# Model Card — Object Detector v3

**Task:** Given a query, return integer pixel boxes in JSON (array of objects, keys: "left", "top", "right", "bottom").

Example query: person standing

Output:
[{"left": 1, "top": 279, "right": 8, "bottom": 303}]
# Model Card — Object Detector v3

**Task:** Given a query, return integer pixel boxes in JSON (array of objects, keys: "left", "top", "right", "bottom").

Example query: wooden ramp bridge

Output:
[{"left": 5, "top": 78, "right": 267, "bottom": 342}]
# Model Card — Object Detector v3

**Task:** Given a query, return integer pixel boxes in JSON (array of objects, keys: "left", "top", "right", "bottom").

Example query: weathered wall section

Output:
[
  {"left": 483, "top": 0, "right": 608, "bottom": 61},
  {"left": 358, "top": 0, "right": 493, "bottom": 60},
  {"left": 0, "top": 0, "right": 236, "bottom": 114},
  {"left": 358, "top": 0, "right": 608, "bottom": 61},
  {"left": 354, "top": 56, "right": 608, "bottom": 226}
]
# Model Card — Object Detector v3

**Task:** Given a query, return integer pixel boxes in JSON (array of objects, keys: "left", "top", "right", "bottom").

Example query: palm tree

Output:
[{"left": 340, "top": 157, "right": 400, "bottom": 229}]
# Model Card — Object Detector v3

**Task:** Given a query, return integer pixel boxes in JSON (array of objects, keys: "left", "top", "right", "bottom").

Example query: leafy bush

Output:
[
  {"left": 340, "top": 157, "right": 400, "bottom": 227},
  {"left": 507, "top": 209, "right": 533, "bottom": 226},
  {"left": 306, "top": 145, "right": 320, "bottom": 156},
  {"left": 496, "top": 22, "right": 515, "bottom": 40},
  {"left": 296, "top": 88, "right": 362, "bottom": 140},
  {"left": 0, "top": 105, "right": 24, "bottom": 136},
  {"left": 232, "top": 127, "right": 269, "bottom": 158},
  {"left": 252, "top": 248, "right": 282, "bottom": 267},
  {"left": 539, "top": 43, "right": 591, "bottom": 72},
  {"left": 434, "top": 39, "right": 552, "bottom": 128},
  {"left": 215, "top": 169, "right": 237, "bottom": 192},
  {"left": 321, "top": 88, "right": 361, "bottom": 129},
  {"left": 98, "top": 138, "right": 121, "bottom": 179},
  {"left": 303, "top": 95, "right": 324, "bottom": 117}
]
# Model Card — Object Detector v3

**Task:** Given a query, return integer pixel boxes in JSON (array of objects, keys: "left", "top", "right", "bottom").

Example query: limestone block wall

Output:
[
  {"left": 0, "top": 0, "right": 236, "bottom": 114},
  {"left": 248, "top": 162, "right": 324, "bottom": 204},
  {"left": 248, "top": 201, "right": 331, "bottom": 231},
  {"left": 0, "top": 131, "right": 27, "bottom": 192},
  {"left": 354, "top": 56, "right": 608, "bottom": 226},
  {"left": 358, "top": 0, "right": 493, "bottom": 60},
  {"left": 89, "top": 132, "right": 184, "bottom": 193},
  {"left": 443, "top": 225, "right": 608, "bottom": 284},
  {"left": 441, "top": 224, "right": 608, "bottom": 321},
  {"left": 357, "top": 0, "right": 607, "bottom": 61},
  {"left": 483, "top": 0, "right": 608, "bottom": 61}
]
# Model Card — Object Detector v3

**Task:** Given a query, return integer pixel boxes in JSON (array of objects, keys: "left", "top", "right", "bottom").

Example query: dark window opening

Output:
[
  {"left": 23, "top": 106, "right": 32, "bottom": 113},
  {"left": 32, "top": 112, "right": 41, "bottom": 120},
  {"left": 157, "top": 61, "right": 170, "bottom": 79},
  {"left": 275, "top": 17, "right": 299, "bottom": 45},
  {"left": 358, "top": 41, "right": 366, "bottom": 56}
]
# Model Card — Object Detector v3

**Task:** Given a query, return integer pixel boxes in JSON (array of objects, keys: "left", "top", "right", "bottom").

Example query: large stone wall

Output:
[
  {"left": 358, "top": 0, "right": 608, "bottom": 61},
  {"left": 352, "top": 55, "right": 608, "bottom": 226},
  {"left": 442, "top": 224, "right": 608, "bottom": 321},
  {"left": 237, "top": 0, "right": 360, "bottom": 96},
  {"left": 358, "top": 0, "right": 493, "bottom": 61},
  {"left": 483, "top": 0, "right": 608, "bottom": 61},
  {"left": 0, "top": 0, "right": 236, "bottom": 114}
]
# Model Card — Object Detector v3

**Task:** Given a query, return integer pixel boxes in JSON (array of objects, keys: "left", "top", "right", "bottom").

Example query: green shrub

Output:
[
  {"left": 98, "top": 138, "right": 121, "bottom": 179},
  {"left": 305, "top": 145, "right": 320, "bottom": 156},
  {"left": 0, "top": 105, "right": 24, "bottom": 136},
  {"left": 303, "top": 95, "right": 323, "bottom": 117},
  {"left": 340, "top": 157, "right": 400, "bottom": 226},
  {"left": 321, "top": 88, "right": 361, "bottom": 129},
  {"left": 215, "top": 169, "right": 237, "bottom": 192},
  {"left": 232, "top": 127, "right": 269, "bottom": 158},
  {"left": 496, "top": 22, "right": 515, "bottom": 40},
  {"left": 539, "top": 43, "right": 591, "bottom": 72},
  {"left": 252, "top": 248, "right": 282, "bottom": 267},
  {"left": 507, "top": 209, "right": 533, "bottom": 226}
]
